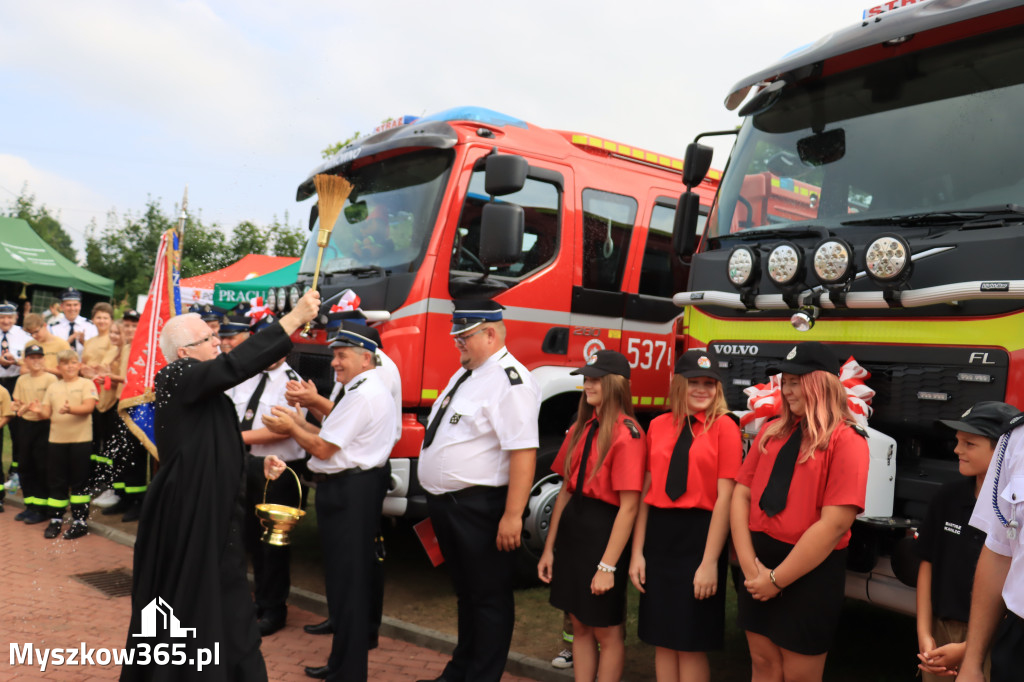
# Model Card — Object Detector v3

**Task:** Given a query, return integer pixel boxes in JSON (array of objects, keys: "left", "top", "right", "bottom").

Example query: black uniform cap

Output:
[
  {"left": 675, "top": 349, "right": 722, "bottom": 382},
  {"left": 450, "top": 299, "right": 504, "bottom": 335},
  {"left": 766, "top": 341, "right": 839, "bottom": 377},
  {"left": 571, "top": 349, "right": 631, "bottom": 380},
  {"left": 939, "top": 401, "right": 1024, "bottom": 440}
]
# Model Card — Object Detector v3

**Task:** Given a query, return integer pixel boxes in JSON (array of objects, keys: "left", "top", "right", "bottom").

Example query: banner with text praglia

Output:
[{"left": 119, "top": 229, "right": 181, "bottom": 457}]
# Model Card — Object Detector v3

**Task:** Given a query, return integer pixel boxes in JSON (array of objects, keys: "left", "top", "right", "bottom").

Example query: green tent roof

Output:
[
  {"left": 213, "top": 260, "right": 300, "bottom": 308},
  {"left": 0, "top": 217, "right": 114, "bottom": 296}
]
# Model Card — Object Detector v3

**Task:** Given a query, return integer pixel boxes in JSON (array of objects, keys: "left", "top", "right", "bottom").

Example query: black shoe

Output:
[
  {"left": 415, "top": 677, "right": 450, "bottom": 682},
  {"left": 63, "top": 521, "right": 89, "bottom": 540},
  {"left": 14, "top": 509, "right": 29, "bottom": 521},
  {"left": 368, "top": 632, "right": 379, "bottom": 650},
  {"left": 257, "top": 615, "right": 285, "bottom": 637},
  {"left": 23, "top": 510, "right": 49, "bottom": 525},
  {"left": 304, "top": 664, "right": 329, "bottom": 679},
  {"left": 0, "top": 501, "right": 4, "bottom": 513},
  {"left": 101, "top": 497, "right": 132, "bottom": 516},
  {"left": 44, "top": 520, "right": 63, "bottom": 539},
  {"left": 121, "top": 501, "right": 142, "bottom": 523},
  {"left": 303, "top": 618, "right": 334, "bottom": 635}
]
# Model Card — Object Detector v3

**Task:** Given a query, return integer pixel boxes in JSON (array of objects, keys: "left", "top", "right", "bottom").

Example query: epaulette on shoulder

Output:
[
  {"left": 285, "top": 369, "right": 299, "bottom": 381},
  {"left": 623, "top": 419, "right": 641, "bottom": 439},
  {"left": 723, "top": 412, "right": 740, "bottom": 426},
  {"left": 849, "top": 423, "right": 868, "bottom": 439},
  {"left": 349, "top": 378, "right": 366, "bottom": 392},
  {"left": 504, "top": 366, "right": 524, "bottom": 386}
]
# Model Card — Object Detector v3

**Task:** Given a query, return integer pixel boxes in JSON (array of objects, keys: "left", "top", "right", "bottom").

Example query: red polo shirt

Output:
[
  {"left": 551, "top": 412, "right": 645, "bottom": 506},
  {"left": 737, "top": 422, "right": 869, "bottom": 549},
  {"left": 643, "top": 411, "right": 743, "bottom": 511}
]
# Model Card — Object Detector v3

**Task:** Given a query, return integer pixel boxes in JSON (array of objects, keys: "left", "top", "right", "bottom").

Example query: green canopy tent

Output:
[
  {"left": 0, "top": 217, "right": 114, "bottom": 296},
  {"left": 212, "top": 260, "right": 300, "bottom": 308}
]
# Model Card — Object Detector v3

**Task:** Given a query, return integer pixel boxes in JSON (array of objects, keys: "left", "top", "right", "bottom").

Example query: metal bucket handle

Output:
[{"left": 262, "top": 465, "right": 303, "bottom": 508}]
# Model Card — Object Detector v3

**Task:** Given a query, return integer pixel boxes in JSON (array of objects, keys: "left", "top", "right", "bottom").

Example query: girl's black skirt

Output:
[
  {"left": 735, "top": 531, "right": 847, "bottom": 655},
  {"left": 638, "top": 506, "right": 727, "bottom": 651},
  {"left": 549, "top": 494, "right": 629, "bottom": 627}
]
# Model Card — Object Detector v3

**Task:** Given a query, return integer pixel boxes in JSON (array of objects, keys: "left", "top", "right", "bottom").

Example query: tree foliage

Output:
[
  {"left": 85, "top": 200, "right": 309, "bottom": 304},
  {"left": 5, "top": 187, "right": 78, "bottom": 262}
]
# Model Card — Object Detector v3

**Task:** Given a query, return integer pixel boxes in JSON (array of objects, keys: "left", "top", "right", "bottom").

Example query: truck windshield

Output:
[
  {"left": 299, "top": 148, "right": 453, "bottom": 275},
  {"left": 706, "top": 26, "right": 1024, "bottom": 239}
]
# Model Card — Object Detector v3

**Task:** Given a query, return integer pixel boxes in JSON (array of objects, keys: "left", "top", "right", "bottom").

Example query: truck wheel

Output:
[{"left": 515, "top": 473, "right": 563, "bottom": 585}]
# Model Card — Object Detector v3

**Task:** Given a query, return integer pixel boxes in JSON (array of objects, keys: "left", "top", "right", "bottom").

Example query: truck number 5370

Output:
[{"left": 626, "top": 338, "right": 669, "bottom": 370}]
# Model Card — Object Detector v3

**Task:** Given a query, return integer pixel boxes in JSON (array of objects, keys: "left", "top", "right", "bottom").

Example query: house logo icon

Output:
[{"left": 132, "top": 597, "right": 197, "bottom": 638}]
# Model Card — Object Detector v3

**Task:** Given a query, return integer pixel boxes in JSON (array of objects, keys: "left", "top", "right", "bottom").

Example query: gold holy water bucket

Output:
[{"left": 254, "top": 466, "right": 306, "bottom": 547}]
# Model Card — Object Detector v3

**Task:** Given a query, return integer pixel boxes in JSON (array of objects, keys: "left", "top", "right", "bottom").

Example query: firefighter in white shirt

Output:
[
  {"left": 415, "top": 299, "right": 541, "bottom": 682},
  {"left": 49, "top": 288, "right": 97, "bottom": 356},
  {"left": 263, "top": 321, "right": 396, "bottom": 682}
]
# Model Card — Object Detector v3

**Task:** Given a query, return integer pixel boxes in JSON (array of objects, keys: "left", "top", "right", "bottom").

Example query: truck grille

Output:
[{"left": 714, "top": 342, "right": 1008, "bottom": 439}]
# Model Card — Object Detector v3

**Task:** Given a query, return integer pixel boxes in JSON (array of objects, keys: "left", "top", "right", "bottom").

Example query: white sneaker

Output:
[
  {"left": 551, "top": 648, "right": 573, "bottom": 669},
  {"left": 4, "top": 473, "right": 19, "bottom": 493},
  {"left": 92, "top": 489, "right": 121, "bottom": 509}
]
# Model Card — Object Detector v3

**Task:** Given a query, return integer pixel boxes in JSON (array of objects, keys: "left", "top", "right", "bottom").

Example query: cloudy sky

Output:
[{"left": 0, "top": 1, "right": 875, "bottom": 259}]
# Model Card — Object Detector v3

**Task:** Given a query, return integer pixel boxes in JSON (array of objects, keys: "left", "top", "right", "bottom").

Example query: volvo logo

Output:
[{"left": 713, "top": 344, "right": 760, "bottom": 356}]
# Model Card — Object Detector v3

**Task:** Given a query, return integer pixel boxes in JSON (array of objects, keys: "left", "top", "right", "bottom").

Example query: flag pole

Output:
[{"left": 176, "top": 185, "right": 189, "bottom": 238}]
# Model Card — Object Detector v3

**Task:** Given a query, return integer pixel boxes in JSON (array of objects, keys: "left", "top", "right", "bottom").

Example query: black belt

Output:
[{"left": 307, "top": 466, "right": 383, "bottom": 483}]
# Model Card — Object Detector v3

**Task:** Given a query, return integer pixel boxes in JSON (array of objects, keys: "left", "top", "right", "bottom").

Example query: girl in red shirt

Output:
[
  {"left": 629, "top": 349, "right": 742, "bottom": 682},
  {"left": 730, "top": 341, "right": 869, "bottom": 682},
  {"left": 538, "top": 350, "right": 645, "bottom": 682}
]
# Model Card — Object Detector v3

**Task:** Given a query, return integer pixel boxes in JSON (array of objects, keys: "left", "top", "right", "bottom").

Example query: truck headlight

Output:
[
  {"left": 812, "top": 239, "right": 855, "bottom": 286},
  {"left": 276, "top": 287, "right": 287, "bottom": 311},
  {"left": 766, "top": 241, "right": 803, "bottom": 287},
  {"left": 289, "top": 286, "right": 300, "bottom": 308},
  {"left": 265, "top": 289, "right": 276, "bottom": 311},
  {"left": 865, "top": 234, "right": 911, "bottom": 283},
  {"left": 727, "top": 246, "right": 759, "bottom": 289}
]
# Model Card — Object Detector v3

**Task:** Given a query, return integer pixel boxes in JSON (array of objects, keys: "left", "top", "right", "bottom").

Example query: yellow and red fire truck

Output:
[
  {"left": 284, "top": 107, "right": 719, "bottom": 564},
  {"left": 670, "top": 0, "right": 1024, "bottom": 613}
]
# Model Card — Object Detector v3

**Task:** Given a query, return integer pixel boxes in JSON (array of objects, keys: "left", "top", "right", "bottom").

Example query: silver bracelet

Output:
[{"left": 597, "top": 561, "right": 616, "bottom": 573}]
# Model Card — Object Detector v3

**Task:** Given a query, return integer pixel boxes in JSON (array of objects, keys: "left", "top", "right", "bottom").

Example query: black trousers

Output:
[
  {"left": 47, "top": 441, "right": 92, "bottom": 521},
  {"left": 90, "top": 407, "right": 117, "bottom": 487},
  {"left": 16, "top": 420, "right": 49, "bottom": 514},
  {"left": 107, "top": 418, "right": 149, "bottom": 501},
  {"left": 992, "top": 610, "right": 1024, "bottom": 682},
  {"left": 0, "top": 375, "right": 17, "bottom": 499},
  {"left": 427, "top": 486, "right": 516, "bottom": 682},
  {"left": 243, "top": 455, "right": 307, "bottom": 620},
  {"left": 317, "top": 466, "right": 389, "bottom": 682}
]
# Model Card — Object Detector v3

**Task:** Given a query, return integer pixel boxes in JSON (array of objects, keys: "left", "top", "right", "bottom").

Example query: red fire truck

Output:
[
  {"left": 669, "top": 0, "right": 1024, "bottom": 613},
  {"left": 281, "top": 107, "right": 720, "bottom": 564}
]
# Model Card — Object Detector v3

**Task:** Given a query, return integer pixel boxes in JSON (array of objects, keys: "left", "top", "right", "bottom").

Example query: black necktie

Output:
[
  {"left": 240, "top": 372, "right": 269, "bottom": 431},
  {"left": 422, "top": 370, "right": 472, "bottom": 449},
  {"left": 68, "top": 321, "right": 77, "bottom": 351},
  {"left": 332, "top": 385, "right": 346, "bottom": 406},
  {"left": 665, "top": 416, "right": 696, "bottom": 501},
  {"left": 573, "top": 420, "right": 600, "bottom": 500},
  {"left": 759, "top": 423, "right": 804, "bottom": 517},
  {"left": 1, "top": 331, "right": 7, "bottom": 353}
]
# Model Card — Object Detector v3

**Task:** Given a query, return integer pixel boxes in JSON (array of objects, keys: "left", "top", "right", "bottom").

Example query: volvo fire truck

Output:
[
  {"left": 282, "top": 107, "right": 720, "bottom": 566},
  {"left": 669, "top": 0, "right": 1024, "bottom": 613}
]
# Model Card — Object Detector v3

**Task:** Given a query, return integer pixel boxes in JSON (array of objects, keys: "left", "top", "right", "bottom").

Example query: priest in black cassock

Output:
[{"left": 119, "top": 290, "right": 320, "bottom": 682}]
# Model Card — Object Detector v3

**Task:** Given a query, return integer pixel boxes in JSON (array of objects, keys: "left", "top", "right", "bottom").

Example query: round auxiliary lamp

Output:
[{"left": 254, "top": 466, "right": 306, "bottom": 547}]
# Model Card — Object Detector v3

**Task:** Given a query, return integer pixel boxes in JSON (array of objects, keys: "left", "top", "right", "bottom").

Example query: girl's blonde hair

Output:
[
  {"left": 564, "top": 374, "right": 635, "bottom": 483},
  {"left": 760, "top": 370, "right": 854, "bottom": 462}
]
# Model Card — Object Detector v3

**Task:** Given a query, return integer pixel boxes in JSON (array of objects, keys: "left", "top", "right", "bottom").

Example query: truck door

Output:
[
  {"left": 568, "top": 188, "right": 640, "bottom": 364},
  {"left": 621, "top": 195, "right": 706, "bottom": 407}
]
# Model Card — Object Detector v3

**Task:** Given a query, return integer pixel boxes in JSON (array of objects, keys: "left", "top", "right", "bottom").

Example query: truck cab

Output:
[
  {"left": 286, "top": 107, "right": 719, "bottom": 562},
  {"left": 672, "top": 0, "right": 1024, "bottom": 613}
]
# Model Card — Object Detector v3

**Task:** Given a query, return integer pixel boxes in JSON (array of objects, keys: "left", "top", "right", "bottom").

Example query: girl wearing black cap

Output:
[
  {"left": 629, "top": 350, "right": 742, "bottom": 682},
  {"left": 730, "top": 341, "right": 870, "bottom": 682},
  {"left": 538, "top": 350, "right": 645, "bottom": 682}
]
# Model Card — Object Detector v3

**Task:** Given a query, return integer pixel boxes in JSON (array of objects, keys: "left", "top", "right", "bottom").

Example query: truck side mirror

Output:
[
  {"left": 672, "top": 191, "right": 702, "bottom": 261},
  {"left": 484, "top": 154, "right": 528, "bottom": 196},
  {"left": 682, "top": 143, "right": 714, "bottom": 188},
  {"left": 479, "top": 202, "right": 524, "bottom": 267}
]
